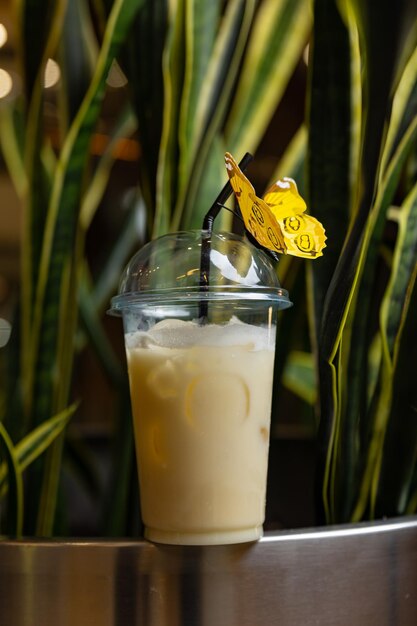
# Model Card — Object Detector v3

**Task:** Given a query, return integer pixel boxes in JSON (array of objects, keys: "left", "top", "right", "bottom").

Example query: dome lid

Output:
[{"left": 109, "top": 230, "right": 292, "bottom": 314}]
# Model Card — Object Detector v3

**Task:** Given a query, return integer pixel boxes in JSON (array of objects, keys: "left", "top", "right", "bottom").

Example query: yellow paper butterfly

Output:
[{"left": 224, "top": 152, "right": 326, "bottom": 258}]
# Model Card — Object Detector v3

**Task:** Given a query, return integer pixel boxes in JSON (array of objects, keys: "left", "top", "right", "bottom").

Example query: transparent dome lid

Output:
[{"left": 109, "top": 230, "right": 292, "bottom": 314}]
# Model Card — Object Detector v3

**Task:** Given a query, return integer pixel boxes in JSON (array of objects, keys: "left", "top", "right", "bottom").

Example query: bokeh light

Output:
[
  {"left": 44, "top": 59, "right": 61, "bottom": 88},
  {"left": 0, "top": 69, "right": 13, "bottom": 98},
  {"left": 0, "top": 24, "right": 8, "bottom": 48},
  {"left": 106, "top": 61, "right": 128, "bottom": 88},
  {"left": 0, "top": 318, "right": 11, "bottom": 348}
]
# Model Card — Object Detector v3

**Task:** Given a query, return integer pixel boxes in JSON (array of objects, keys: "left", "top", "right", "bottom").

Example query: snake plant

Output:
[
  {"left": 1, "top": 0, "right": 416, "bottom": 537},
  {"left": 0, "top": 0, "right": 310, "bottom": 536},
  {"left": 306, "top": 0, "right": 417, "bottom": 523}
]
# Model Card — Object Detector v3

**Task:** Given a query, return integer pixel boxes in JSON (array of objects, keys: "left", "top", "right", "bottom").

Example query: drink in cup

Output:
[{"left": 109, "top": 230, "right": 291, "bottom": 545}]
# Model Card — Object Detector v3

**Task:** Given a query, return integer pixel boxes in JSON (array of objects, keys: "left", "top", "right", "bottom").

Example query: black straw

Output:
[
  {"left": 199, "top": 153, "right": 253, "bottom": 320},
  {"left": 202, "top": 152, "right": 253, "bottom": 232}
]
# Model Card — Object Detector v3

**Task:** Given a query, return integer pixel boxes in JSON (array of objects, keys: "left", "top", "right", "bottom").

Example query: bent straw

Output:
[
  {"left": 202, "top": 152, "right": 253, "bottom": 232},
  {"left": 199, "top": 153, "right": 253, "bottom": 320}
]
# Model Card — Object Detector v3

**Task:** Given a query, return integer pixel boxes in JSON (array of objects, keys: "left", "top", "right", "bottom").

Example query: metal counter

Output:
[{"left": 1, "top": 517, "right": 416, "bottom": 625}]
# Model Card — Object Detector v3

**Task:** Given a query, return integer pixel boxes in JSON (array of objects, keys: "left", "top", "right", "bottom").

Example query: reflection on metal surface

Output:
[
  {"left": 261, "top": 517, "right": 417, "bottom": 541},
  {"left": 0, "top": 516, "right": 416, "bottom": 625}
]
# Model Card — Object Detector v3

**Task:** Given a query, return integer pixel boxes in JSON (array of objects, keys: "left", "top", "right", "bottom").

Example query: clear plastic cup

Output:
[{"left": 109, "top": 230, "right": 291, "bottom": 545}]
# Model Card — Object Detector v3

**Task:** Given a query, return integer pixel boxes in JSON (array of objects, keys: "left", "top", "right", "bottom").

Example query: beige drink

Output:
[
  {"left": 110, "top": 229, "right": 292, "bottom": 544},
  {"left": 125, "top": 318, "right": 276, "bottom": 545}
]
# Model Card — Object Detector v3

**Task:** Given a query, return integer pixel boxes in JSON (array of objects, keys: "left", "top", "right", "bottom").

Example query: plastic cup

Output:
[{"left": 109, "top": 230, "right": 291, "bottom": 545}]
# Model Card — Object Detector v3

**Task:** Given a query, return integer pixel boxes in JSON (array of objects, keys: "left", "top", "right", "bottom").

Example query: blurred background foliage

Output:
[{"left": 0, "top": 0, "right": 416, "bottom": 537}]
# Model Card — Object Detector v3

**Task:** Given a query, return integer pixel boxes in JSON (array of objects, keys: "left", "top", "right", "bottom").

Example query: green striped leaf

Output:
[
  {"left": 79, "top": 106, "right": 137, "bottom": 231},
  {"left": 18, "top": 0, "right": 63, "bottom": 102},
  {"left": 180, "top": 132, "right": 228, "bottom": 230},
  {"left": 269, "top": 125, "right": 307, "bottom": 193},
  {"left": 190, "top": 0, "right": 252, "bottom": 152},
  {"left": 309, "top": 0, "right": 417, "bottom": 523},
  {"left": 0, "top": 104, "right": 27, "bottom": 197},
  {"left": 32, "top": 0, "right": 144, "bottom": 426},
  {"left": 306, "top": 0, "right": 357, "bottom": 337},
  {"left": 178, "top": 0, "right": 256, "bottom": 229},
  {"left": 380, "top": 46, "right": 417, "bottom": 176},
  {"left": 306, "top": 0, "right": 359, "bottom": 521},
  {"left": 320, "top": 0, "right": 417, "bottom": 364},
  {"left": 123, "top": 0, "right": 168, "bottom": 212},
  {"left": 0, "top": 422, "right": 23, "bottom": 537},
  {"left": 225, "top": 0, "right": 311, "bottom": 157},
  {"left": 0, "top": 404, "right": 75, "bottom": 492},
  {"left": 22, "top": 0, "right": 144, "bottom": 536},
  {"left": 177, "top": 0, "right": 221, "bottom": 198},
  {"left": 335, "top": 100, "right": 417, "bottom": 522},
  {"left": 19, "top": 0, "right": 67, "bottom": 431},
  {"left": 381, "top": 183, "right": 417, "bottom": 362},
  {"left": 351, "top": 181, "right": 417, "bottom": 520},
  {"left": 59, "top": 0, "right": 98, "bottom": 131},
  {"left": 375, "top": 289, "right": 417, "bottom": 518},
  {"left": 153, "top": 0, "right": 185, "bottom": 237}
]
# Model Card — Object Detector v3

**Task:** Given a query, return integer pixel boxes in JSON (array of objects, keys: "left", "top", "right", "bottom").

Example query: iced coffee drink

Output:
[
  {"left": 125, "top": 317, "right": 276, "bottom": 544},
  {"left": 109, "top": 229, "right": 291, "bottom": 545}
]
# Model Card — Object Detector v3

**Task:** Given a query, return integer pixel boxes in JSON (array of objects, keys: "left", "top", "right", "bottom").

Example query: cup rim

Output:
[{"left": 108, "top": 285, "right": 292, "bottom": 316}]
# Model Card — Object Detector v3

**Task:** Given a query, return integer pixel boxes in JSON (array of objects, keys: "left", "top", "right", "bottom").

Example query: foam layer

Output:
[{"left": 125, "top": 317, "right": 275, "bottom": 351}]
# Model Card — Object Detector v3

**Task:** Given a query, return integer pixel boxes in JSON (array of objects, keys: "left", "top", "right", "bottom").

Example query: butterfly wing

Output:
[
  {"left": 263, "top": 177, "right": 306, "bottom": 219},
  {"left": 264, "top": 177, "right": 326, "bottom": 258},
  {"left": 276, "top": 213, "right": 327, "bottom": 258},
  {"left": 243, "top": 195, "right": 287, "bottom": 253},
  {"left": 225, "top": 152, "right": 286, "bottom": 253}
]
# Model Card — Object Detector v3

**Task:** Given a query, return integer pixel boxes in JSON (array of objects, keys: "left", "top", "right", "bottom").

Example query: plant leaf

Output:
[
  {"left": 311, "top": 0, "right": 417, "bottom": 523},
  {"left": 269, "top": 125, "right": 307, "bottom": 194},
  {"left": 180, "top": 132, "right": 228, "bottom": 229},
  {"left": 0, "top": 104, "right": 27, "bottom": 197},
  {"left": 19, "top": 0, "right": 67, "bottom": 427},
  {"left": 225, "top": 0, "right": 311, "bottom": 157},
  {"left": 178, "top": 0, "right": 256, "bottom": 229},
  {"left": 320, "top": 0, "right": 417, "bottom": 363},
  {"left": 18, "top": 0, "right": 63, "bottom": 102},
  {"left": 306, "top": 0, "right": 360, "bottom": 521},
  {"left": 351, "top": 181, "right": 417, "bottom": 519},
  {"left": 78, "top": 276, "right": 125, "bottom": 388},
  {"left": 23, "top": 0, "right": 144, "bottom": 536},
  {"left": 337, "top": 107, "right": 417, "bottom": 521},
  {"left": 375, "top": 288, "right": 417, "bottom": 517},
  {"left": 283, "top": 350, "right": 317, "bottom": 406},
  {"left": 59, "top": 0, "right": 98, "bottom": 131},
  {"left": 101, "top": 392, "right": 139, "bottom": 536},
  {"left": 123, "top": 0, "right": 168, "bottom": 212},
  {"left": 0, "top": 404, "right": 76, "bottom": 492},
  {"left": 177, "top": 0, "right": 221, "bottom": 201},
  {"left": 306, "top": 0, "right": 357, "bottom": 336},
  {"left": 0, "top": 422, "right": 23, "bottom": 537},
  {"left": 380, "top": 45, "right": 417, "bottom": 176},
  {"left": 153, "top": 0, "right": 185, "bottom": 237},
  {"left": 92, "top": 190, "right": 147, "bottom": 310},
  {"left": 381, "top": 182, "right": 417, "bottom": 362},
  {"left": 31, "top": 0, "right": 144, "bottom": 426},
  {"left": 79, "top": 105, "right": 137, "bottom": 232}
]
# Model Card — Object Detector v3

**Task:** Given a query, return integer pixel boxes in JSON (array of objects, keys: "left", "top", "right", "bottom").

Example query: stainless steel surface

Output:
[{"left": 1, "top": 517, "right": 416, "bottom": 625}]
